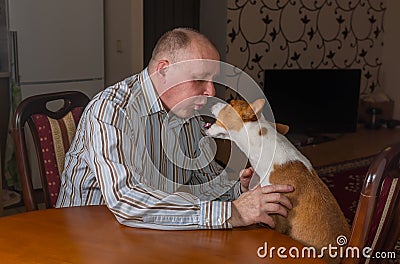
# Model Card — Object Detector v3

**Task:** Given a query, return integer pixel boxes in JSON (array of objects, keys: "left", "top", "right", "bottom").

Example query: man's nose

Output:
[{"left": 204, "top": 81, "right": 216, "bottom": 97}]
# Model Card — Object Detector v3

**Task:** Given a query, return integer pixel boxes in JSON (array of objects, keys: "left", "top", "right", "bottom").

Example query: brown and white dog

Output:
[{"left": 205, "top": 99, "right": 350, "bottom": 263}]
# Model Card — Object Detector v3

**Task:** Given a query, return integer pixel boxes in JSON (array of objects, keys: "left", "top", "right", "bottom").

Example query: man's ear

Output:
[
  {"left": 156, "top": 60, "right": 169, "bottom": 78},
  {"left": 274, "top": 123, "right": 289, "bottom": 135}
]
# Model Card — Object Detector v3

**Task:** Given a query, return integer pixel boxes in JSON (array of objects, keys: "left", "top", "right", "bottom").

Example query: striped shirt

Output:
[{"left": 56, "top": 69, "right": 241, "bottom": 230}]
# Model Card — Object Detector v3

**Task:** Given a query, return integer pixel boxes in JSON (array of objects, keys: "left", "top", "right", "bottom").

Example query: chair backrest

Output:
[
  {"left": 343, "top": 142, "right": 400, "bottom": 264},
  {"left": 13, "top": 91, "right": 90, "bottom": 211}
]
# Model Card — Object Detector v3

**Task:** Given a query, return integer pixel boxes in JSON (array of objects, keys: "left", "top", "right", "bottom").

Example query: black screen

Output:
[{"left": 264, "top": 69, "right": 361, "bottom": 134}]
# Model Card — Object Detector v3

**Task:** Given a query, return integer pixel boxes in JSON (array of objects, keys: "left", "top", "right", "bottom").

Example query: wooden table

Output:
[
  {"left": 300, "top": 125, "right": 400, "bottom": 167},
  {"left": 0, "top": 205, "right": 327, "bottom": 263}
]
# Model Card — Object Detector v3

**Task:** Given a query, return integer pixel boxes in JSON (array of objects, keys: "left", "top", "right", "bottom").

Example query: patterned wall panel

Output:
[{"left": 226, "top": 0, "right": 386, "bottom": 95}]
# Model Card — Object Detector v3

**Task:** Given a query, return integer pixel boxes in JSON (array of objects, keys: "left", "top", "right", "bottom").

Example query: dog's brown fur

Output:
[{"left": 270, "top": 162, "right": 350, "bottom": 250}]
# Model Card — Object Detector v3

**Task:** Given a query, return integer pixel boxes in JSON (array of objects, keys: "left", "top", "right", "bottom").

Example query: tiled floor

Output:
[
  {"left": 1, "top": 189, "right": 45, "bottom": 217},
  {"left": 2, "top": 203, "right": 46, "bottom": 217},
  {"left": 2, "top": 205, "right": 27, "bottom": 216}
]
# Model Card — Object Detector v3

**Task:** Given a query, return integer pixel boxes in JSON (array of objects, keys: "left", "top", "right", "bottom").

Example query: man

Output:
[{"left": 56, "top": 28, "right": 293, "bottom": 229}]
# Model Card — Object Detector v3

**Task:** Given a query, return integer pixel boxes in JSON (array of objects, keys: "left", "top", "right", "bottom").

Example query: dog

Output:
[{"left": 205, "top": 99, "right": 350, "bottom": 264}]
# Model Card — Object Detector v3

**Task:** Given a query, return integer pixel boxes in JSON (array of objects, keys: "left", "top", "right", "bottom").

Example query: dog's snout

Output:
[{"left": 204, "top": 122, "right": 212, "bottom": 130}]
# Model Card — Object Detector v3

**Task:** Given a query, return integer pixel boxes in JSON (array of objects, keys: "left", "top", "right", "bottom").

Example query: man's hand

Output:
[
  {"left": 229, "top": 184, "right": 294, "bottom": 228},
  {"left": 239, "top": 167, "right": 255, "bottom": 193}
]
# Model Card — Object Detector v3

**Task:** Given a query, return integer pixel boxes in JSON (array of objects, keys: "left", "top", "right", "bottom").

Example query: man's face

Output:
[{"left": 160, "top": 59, "right": 220, "bottom": 118}]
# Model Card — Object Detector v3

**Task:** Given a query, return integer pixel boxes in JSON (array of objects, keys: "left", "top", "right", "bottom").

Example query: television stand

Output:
[{"left": 287, "top": 133, "right": 339, "bottom": 147}]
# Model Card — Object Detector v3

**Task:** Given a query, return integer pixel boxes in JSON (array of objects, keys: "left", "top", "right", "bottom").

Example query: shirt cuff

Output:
[
  {"left": 234, "top": 181, "right": 242, "bottom": 199},
  {"left": 199, "top": 201, "right": 232, "bottom": 229}
]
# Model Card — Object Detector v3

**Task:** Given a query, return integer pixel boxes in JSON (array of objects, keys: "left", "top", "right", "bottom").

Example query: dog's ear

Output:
[
  {"left": 274, "top": 123, "right": 289, "bottom": 135},
  {"left": 250, "top": 99, "right": 265, "bottom": 115}
]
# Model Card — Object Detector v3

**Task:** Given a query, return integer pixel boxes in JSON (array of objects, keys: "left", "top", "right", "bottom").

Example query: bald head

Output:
[
  {"left": 148, "top": 28, "right": 219, "bottom": 71},
  {"left": 147, "top": 28, "right": 220, "bottom": 118}
]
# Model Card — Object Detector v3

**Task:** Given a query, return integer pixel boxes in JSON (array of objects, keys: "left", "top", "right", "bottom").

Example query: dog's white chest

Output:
[{"left": 243, "top": 125, "right": 312, "bottom": 187}]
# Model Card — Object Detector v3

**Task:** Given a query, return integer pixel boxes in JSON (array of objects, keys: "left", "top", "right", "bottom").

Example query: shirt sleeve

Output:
[
  {"left": 190, "top": 148, "right": 242, "bottom": 202},
  {"left": 85, "top": 99, "right": 232, "bottom": 230}
]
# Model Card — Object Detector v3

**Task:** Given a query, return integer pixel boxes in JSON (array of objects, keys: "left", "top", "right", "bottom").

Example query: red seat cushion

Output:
[{"left": 31, "top": 107, "right": 84, "bottom": 207}]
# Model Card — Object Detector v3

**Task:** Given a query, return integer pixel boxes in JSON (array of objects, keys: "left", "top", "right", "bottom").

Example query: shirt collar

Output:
[
  {"left": 139, "top": 68, "right": 190, "bottom": 128},
  {"left": 139, "top": 68, "right": 165, "bottom": 117}
]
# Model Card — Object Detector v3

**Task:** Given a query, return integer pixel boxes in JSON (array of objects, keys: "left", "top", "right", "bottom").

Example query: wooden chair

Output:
[
  {"left": 343, "top": 142, "right": 400, "bottom": 264},
  {"left": 13, "top": 91, "right": 90, "bottom": 211}
]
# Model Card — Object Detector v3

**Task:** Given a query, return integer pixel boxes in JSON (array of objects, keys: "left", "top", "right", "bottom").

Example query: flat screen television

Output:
[{"left": 264, "top": 69, "right": 361, "bottom": 144}]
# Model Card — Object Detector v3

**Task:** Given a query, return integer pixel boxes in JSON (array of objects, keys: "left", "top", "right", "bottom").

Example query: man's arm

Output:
[{"left": 85, "top": 98, "right": 232, "bottom": 230}]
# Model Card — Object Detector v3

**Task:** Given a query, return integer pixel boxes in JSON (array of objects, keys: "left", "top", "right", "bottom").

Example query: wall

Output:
[
  {"left": 104, "top": 0, "right": 143, "bottom": 87},
  {"left": 383, "top": 1, "right": 400, "bottom": 119},
  {"left": 199, "top": 0, "right": 228, "bottom": 99},
  {"left": 9, "top": 1, "right": 392, "bottom": 113},
  {"left": 200, "top": 0, "right": 227, "bottom": 61},
  {"left": 105, "top": 0, "right": 226, "bottom": 88},
  {"left": 225, "top": 0, "right": 386, "bottom": 96}
]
